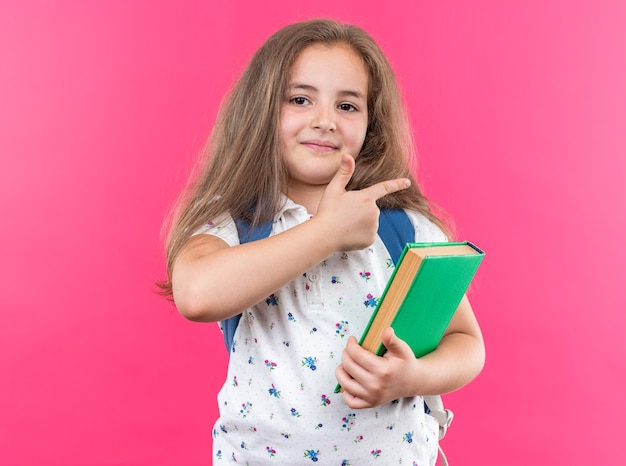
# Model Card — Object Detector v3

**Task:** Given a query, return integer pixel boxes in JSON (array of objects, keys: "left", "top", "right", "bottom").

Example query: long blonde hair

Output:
[{"left": 160, "top": 19, "right": 452, "bottom": 296}]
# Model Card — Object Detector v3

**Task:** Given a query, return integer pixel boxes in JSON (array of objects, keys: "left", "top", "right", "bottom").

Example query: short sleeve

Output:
[
  {"left": 193, "top": 213, "right": 241, "bottom": 247},
  {"left": 405, "top": 210, "right": 448, "bottom": 243}
]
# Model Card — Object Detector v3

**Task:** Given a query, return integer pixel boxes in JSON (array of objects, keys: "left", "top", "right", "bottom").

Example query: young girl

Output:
[{"left": 162, "top": 19, "right": 484, "bottom": 465}]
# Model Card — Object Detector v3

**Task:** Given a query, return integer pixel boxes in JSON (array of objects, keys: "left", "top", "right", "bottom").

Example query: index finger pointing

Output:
[{"left": 363, "top": 178, "right": 411, "bottom": 201}]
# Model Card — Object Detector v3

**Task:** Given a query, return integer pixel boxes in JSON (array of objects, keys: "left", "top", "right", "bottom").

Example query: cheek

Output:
[
  {"left": 353, "top": 125, "right": 368, "bottom": 153},
  {"left": 279, "top": 113, "right": 298, "bottom": 144},
  {"left": 277, "top": 119, "right": 290, "bottom": 149}
]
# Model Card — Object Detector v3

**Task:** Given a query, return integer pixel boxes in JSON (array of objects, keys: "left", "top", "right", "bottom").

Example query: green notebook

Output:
[{"left": 334, "top": 241, "right": 484, "bottom": 393}]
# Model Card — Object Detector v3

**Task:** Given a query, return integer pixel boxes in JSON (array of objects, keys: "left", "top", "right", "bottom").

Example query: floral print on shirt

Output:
[{"left": 208, "top": 201, "right": 444, "bottom": 465}]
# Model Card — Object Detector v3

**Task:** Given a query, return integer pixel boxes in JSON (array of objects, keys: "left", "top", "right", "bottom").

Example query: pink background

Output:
[{"left": 1, "top": 1, "right": 625, "bottom": 464}]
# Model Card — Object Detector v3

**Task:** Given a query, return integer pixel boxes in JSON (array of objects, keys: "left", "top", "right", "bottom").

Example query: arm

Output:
[
  {"left": 172, "top": 154, "right": 412, "bottom": 322},
  {"left": 173, "top": 217, "right": 337, "bottom": 321},
  {"left": 335, "top": 295, "right": 485, "bottom": 409}
]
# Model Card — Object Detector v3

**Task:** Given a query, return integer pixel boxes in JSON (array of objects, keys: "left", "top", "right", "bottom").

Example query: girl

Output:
[{"left": 162, "top": 19, "right": 484, "bottom": 465}]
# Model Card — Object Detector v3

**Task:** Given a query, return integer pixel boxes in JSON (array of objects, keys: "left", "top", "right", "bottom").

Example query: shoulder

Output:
[
  {"left": 192, "top": 197, "right": 299, "bottom": 246},
  {"left": 193, "top": 212, "right": 241, "bottom": 247},
  {"left": 404, "top": 209, "right": 448, "bottom": 243}
]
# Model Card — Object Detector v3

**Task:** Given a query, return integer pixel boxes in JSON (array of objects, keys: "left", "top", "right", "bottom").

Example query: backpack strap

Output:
[
  {"left": 220, "top": 218, "right": 274, "bottom": 353},
  {"left": 377, "top": 208, "right": 414, "bottom": 264},
  {"left": 424, "top": 393, "right": 455, "bottom": 442},
  {"left": 234, "top": 217, "right": 273, "bottom": 243}
]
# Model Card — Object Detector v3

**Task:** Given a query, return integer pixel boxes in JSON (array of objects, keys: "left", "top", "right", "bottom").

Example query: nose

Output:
[{"left": 312, "top": 105, "right": 336, "bottom": 132}]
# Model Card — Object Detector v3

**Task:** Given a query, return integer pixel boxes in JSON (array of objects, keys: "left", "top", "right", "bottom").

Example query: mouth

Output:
[{"left": 300, "top": 139, "right": 339, "bottom": 153}]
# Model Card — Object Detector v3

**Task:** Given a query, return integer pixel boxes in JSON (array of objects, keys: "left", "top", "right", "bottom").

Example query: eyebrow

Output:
[{"left": 288, "top": 83, "right": 366, "bottom": 101}]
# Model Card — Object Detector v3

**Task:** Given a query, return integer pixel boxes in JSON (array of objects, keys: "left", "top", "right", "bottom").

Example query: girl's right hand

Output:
[
  {"left": 173, "top": 154, "right": 410, "bottom": 322},
  {"left": 315, "top": 154, "right": 411, "bottom": 252}
]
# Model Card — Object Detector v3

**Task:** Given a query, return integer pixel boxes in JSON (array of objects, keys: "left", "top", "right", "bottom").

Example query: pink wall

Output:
[{"left": 1, "top": 1, "right": 624, "bottom": 464}]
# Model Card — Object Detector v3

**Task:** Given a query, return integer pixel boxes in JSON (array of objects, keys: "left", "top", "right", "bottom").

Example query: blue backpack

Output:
[{"left": 223, "top": 208, "right": 454, "bottom": 463}]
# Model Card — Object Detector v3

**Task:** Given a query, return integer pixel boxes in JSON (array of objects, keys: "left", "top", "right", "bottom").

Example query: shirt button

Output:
[{"left": 309, "top": 272, "right": 319, "bottom": 282}]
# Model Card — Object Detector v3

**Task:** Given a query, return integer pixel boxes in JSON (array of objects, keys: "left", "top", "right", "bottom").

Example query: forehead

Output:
[{"left": 288, "top": 44, "right": 369, "bottom": 94}]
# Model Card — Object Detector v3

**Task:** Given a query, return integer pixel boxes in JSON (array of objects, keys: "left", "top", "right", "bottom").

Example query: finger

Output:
[
  {"left": 342, "top": 390, "right": 374, "bottom": 409},
  {"left": 337, "top": 368, "right": 372, "bottom": 406},
  {"left": 345, "top": 336, "right": 379, "bottom": 367},
  {"left": 335, "top": 363, "right": 355, "bottom": 390},
  {"left": 342, "top": 337, "right": 378, "bottom": 381},
  {"left": 325, "top": 154, "right": 355, "bottom": 196},
  {"left": 381, "top": 327, "right": 414, "bottom": 359},
  {"left": 362, "top": 177, "right": 411, "bottom": 201}
]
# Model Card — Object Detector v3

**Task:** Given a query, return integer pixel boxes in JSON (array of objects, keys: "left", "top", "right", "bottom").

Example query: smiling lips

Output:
[{"left": 301, "top": 139, "right": 339, "bottom": 152}]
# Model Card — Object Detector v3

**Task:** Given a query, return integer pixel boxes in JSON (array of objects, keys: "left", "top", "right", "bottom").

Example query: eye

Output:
[
  {"left": 289, "top": 96, "right": 310, "bottom": 106},
  {"left": 338, "top": 102, "right": 358, "bottom": 112}
]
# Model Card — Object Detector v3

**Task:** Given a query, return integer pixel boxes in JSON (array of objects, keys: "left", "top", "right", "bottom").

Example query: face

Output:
[{"left": 279, "top": 44, "right": 369, "bottom": 193}]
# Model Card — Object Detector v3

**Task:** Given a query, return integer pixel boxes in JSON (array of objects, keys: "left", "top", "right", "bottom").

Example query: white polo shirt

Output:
[{"left": 201, "top": 197, "right": 446, "bottom": 465}]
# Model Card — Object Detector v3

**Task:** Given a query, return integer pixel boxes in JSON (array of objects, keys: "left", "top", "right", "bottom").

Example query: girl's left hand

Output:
[{"left": 335, "top": 328, "right": 423, "bottom": 409}]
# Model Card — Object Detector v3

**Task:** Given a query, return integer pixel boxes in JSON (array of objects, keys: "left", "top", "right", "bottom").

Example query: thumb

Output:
[
  {"left": 326, "top": 154, "right": 355, "bottom": 195},
  {"left": 381, "top": 327, "right": 413, "bottom": 359}
]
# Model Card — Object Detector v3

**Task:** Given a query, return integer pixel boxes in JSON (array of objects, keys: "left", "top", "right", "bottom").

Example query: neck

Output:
[{"left": 286, "top": 184, "right": 326, "bottom": 215}]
